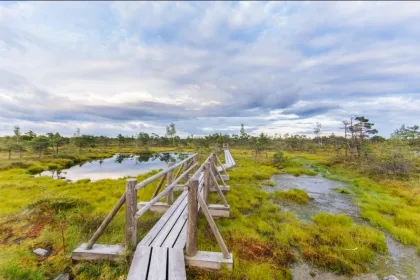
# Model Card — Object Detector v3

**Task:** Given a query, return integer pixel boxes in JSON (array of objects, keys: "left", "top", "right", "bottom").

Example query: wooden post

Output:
[
  {"left": 125, "top": 179, "right": 137, "bottom": 250},
  {"left": 183, "top": 154, "right": 189, "bottom": 184},
  {"left": 186, "top": 178, "right": 198, "bottom": 257},
  {"left": 167, "top": 162, "right": 174, "bottom": 205},
  {"left": 203, "top": 162, "right": 211, "bottom": 205},
  {"left": 193, "top": 155, "right": 198, "bottom": 172}
]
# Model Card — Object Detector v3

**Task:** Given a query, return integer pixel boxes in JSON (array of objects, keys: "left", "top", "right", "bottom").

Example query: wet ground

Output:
[{"left": 267, "top": 171, "right": 420, "bottom": 280}]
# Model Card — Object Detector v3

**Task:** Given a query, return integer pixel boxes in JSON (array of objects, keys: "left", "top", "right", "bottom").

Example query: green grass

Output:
[
  {"left": 291, "top": 151, "right": 420, "bottom": 256},
  {"left": 0, "top": 148, "right": 392, "bottom": 279},
  {"left": 281, "top": 166, "right": 317, "bottom": 176},
  {"left": 271, "top": 189, "right": 313, "bottom": 204},
  {"left": 333, "top": 187, "right": 351, "bottom": 194}
]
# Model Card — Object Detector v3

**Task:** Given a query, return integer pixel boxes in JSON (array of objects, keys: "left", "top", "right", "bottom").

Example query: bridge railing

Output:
[{"left": 85, "top": 152, "right": 198, "bottom": 250}]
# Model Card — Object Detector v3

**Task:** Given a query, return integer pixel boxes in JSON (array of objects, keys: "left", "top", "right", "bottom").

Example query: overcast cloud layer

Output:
[{"left": 1, "top": 1, "right": 419, "bottom": 137}]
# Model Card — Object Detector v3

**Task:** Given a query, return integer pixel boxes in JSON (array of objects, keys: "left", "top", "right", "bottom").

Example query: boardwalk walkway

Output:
[{"left": 73, "top": 149, "right": 236, "bottom": 280}]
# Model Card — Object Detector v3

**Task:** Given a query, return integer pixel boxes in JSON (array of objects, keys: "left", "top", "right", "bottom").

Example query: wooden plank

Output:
[
  {"left": 209, "top": 185, "right": 230, "bottom": 192},
  {"left": 208, "top": 204, "right": 230, "bottom": 218},
  {"left": 72, "top": 243, "right": 124, "bottom": 261},
  {"left": 168, "top": 248, "right": 187, "bottom": 280},
  {"left": 138, "top": 191, "right": 188, "bottom": 247},
  {"left": 185, "top": 251, "right": 233, "bottom": 271},
  {"left": 127, "top": 246, "right": 152, "bottom": 280},
  {"left": 137, "top": 201, "right": 170, "bottom": 213},
  {"left": 149, "top": 199, "right": 187, "bottom": 247},
  {"left": 172, "top": 223, "right": 187, "bottom": 249},
  {"left": 148, "top": 247, "right": 167, "bottom": 280},
  {"left": 173, "top": 179, "right": 204, "bottom": 249}
]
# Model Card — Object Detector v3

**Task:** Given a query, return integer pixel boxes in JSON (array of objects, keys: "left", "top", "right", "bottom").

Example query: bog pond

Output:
[
  {"left": 268, "top": 171, "right": 420, "bottom": 280},
  {"left": 37, "top": 152, "right": 187, "bottom": 182}
]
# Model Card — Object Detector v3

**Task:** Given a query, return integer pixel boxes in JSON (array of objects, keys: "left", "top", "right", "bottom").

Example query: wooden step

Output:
[
  {"left": 208, "top": 204, "right": 230, "bottom": 217},
  {"left": 72, "top": 243, "right": 124, "bottom": 261},
  {"left": 185, "top": 251, "right": 233, "bottom": 271}
]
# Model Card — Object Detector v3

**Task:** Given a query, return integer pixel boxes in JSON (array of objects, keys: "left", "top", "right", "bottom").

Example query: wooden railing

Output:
[{"left": 85, "top": 152, "right": 198, "bottom": 250}]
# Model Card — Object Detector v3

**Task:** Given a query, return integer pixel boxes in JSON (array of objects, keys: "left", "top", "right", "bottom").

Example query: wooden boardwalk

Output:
[{"left": 73, "top": 148, "right": 236, "bottom": 280}]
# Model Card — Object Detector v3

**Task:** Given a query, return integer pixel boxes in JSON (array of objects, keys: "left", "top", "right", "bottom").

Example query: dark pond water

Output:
[
  {"left": 268, "top": 172, "right": 420, "bottom": 280},
  {"left": 38, "top": 152, "right": 188, "bottom": 182}
]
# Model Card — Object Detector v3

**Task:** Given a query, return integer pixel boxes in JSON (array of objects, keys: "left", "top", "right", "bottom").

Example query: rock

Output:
[
  {"left": 33, "top": 248, "right": 49, "bottom": 257},
  {"left": 54, "top": 273, "right": 70, "bottom": 280},
  {"left": 383, "top": 276, "right": 399, "bottom": 280}
]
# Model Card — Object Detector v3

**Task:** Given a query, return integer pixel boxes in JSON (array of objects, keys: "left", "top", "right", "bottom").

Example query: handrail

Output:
[
  {"left": 135, "top": 153, "right": 197, "bottom": 190},
  {"left": 191, "top": 153, "right": 214, "bottom": 180},
  {"left": 135, "top": 162, "right": 198, "bottom": 219}
]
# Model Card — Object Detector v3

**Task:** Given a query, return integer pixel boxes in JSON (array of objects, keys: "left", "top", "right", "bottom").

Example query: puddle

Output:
[
  {"left": 268, "top": 173, "right": 420, "bottom": 280},
  {"left": 37, "top": 152, "right": 187, "bottom": 182}
]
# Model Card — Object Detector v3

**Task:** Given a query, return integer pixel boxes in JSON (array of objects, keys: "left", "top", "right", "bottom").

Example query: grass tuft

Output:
[{"left": 271, "top": 189, "right": 313, "bottom": 204}]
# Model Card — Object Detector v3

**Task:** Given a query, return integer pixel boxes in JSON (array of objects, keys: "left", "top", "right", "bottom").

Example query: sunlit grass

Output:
[{"left": 0, "top": 147, "right": 399, "bottom": 279}]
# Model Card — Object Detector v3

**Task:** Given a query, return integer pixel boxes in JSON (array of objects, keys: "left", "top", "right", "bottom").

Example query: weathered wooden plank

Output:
[
  {"left": 72, "top": 243, "right": 124, "bottom": 261},
  {"left": 208, "top": 204, "right": 230, "bottom": 218},
  {"left": 185, "top": 251, "right": 233, "bottom": 271},
  {"left": 138, "top": 191, "right": 188, "bottom": 247},
  {"left": 209, "top": 185, "right": 230, "bottom": 192},
  {"left": 168, "top": 248, "right": 187, "bottom": 280},
  {"left": 137, "top": 201, "right": 170, "bottom": 213},
  {"left": 126, "top": 246, "right": 152, "bottom": 280},
  {"left": 148, "top": 247, "right": 167, "bottom": 280},
  {"left": 135, "top": 163, "right": 197, "bottom": 219},
  {"left": 150, "top": 199, "right": 187, "bottom": 247}
]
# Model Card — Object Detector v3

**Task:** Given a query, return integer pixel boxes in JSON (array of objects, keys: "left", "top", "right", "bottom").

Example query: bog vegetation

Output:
[{"left": 0, "top": 117, "right": 419, "bottom": 279}]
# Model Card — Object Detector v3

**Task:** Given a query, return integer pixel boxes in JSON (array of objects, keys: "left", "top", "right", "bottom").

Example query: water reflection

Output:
[{"left": 38, "top": 152, "right": 188, "bottom": 182}]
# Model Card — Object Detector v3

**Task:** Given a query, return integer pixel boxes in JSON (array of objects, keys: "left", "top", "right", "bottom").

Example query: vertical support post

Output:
[
  {"left": 183, "top": 154, "right": 189, "bottom": 184},
  {"left": 125, "top": 179, "right": 137, "bottom": 251},
  {"left": 193, "top": 155, "right": 198, "bottom": 172},
  {"left": 186, "top": 178, "right": 198, "bottom": 257},
  {"left": 167, "top": 162, "right": 174, "bottom": 205},
  {"left": 203, "top": 161, "right": 211, "bottom": 205}
]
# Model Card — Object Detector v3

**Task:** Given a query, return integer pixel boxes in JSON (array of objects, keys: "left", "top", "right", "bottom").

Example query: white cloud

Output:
[{"left": 0, "top": 2, "right": 420, "bottom": 138}]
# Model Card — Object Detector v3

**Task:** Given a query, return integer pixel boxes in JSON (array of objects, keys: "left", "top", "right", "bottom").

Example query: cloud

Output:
[
  {"left": 1, "top": 2, "right": 420, "bottom": 137},
  {"left": 282, "top": 103, "right": 340, "bottom": 118}
]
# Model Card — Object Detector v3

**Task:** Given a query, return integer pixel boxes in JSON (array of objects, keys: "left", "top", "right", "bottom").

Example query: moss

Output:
[
  {"left": 0, "top": 147, "right": 394, "bottom": 278},
  {"left": 271, "top": 189, "right": 313, "bottom": 204},
  {"left": 282, "top": 167, "right": 317, "bottom": 176},
  {"left": 333, "top": 187, "right": 351, "bottom": 194},
  {"left": 27, "top": 164, "right": 45, "bottom": 174}
]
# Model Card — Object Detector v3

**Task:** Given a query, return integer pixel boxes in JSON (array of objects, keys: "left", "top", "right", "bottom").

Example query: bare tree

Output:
[{"left": 314, "top": 122, "right": 322, "bottom": 147}]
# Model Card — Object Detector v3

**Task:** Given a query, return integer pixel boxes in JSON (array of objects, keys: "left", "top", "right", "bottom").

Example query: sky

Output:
[{"left": 1, "top": 1, "right": 420, "bottom": 138}]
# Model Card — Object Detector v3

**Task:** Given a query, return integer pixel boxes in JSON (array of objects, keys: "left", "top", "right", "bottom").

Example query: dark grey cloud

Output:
[
  {"left": 1, "top": 2, "right": 420, "bottom": 137},
  {"left": 282, "top": 103, "right": 340, "bottom": 118}
]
